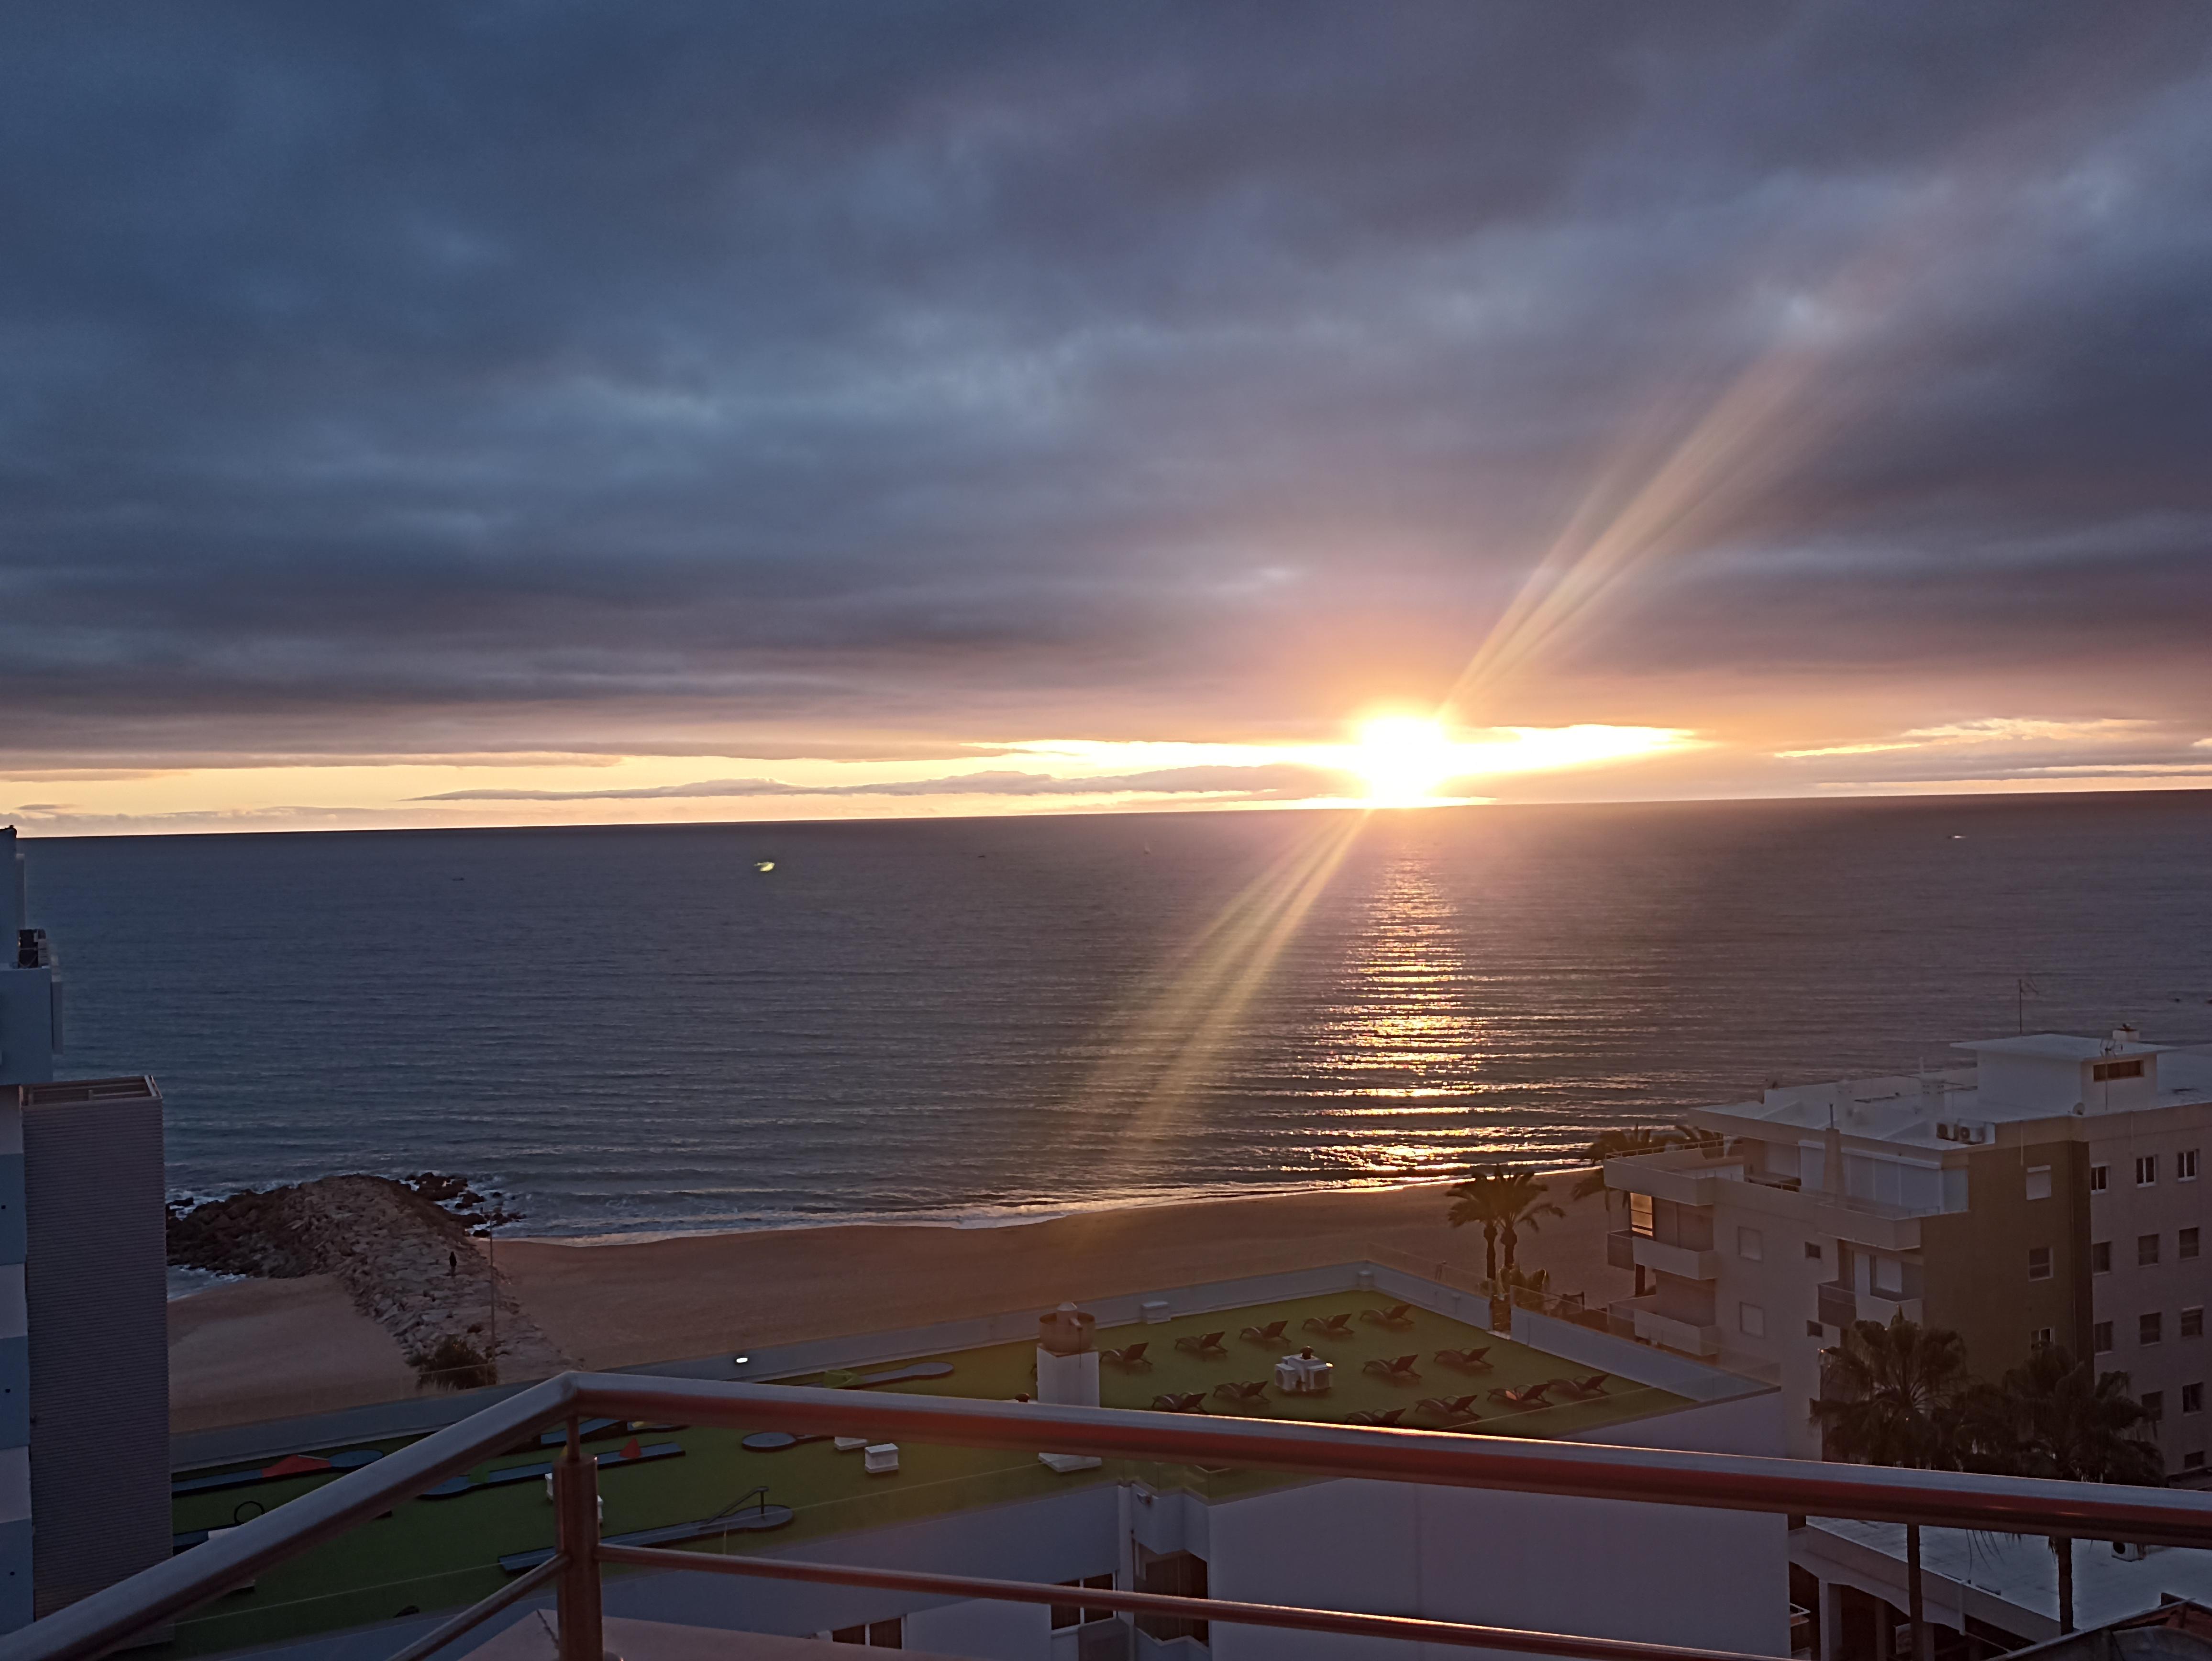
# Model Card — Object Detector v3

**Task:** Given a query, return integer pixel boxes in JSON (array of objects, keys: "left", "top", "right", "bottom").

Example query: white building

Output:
[
  {"left": 1794, "top": 1513, "right": 2212, "bottom": 1659},
  {"left": 1606, "top": 1030, "right": 2212, "bottom": 1464}
]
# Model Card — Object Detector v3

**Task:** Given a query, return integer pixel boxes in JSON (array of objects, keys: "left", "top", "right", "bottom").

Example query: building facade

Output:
[
  {"left": 0, "top": 828, "right": 171, "bottom": 1632},
  {"left": 1606, "top": 1030, "right": 2212, "bottom": 1466}
]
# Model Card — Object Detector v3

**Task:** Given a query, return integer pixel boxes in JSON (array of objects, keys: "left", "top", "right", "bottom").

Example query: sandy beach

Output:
[{"left": 168, "top": 1176, "right": 1626, "bottom": 1434}]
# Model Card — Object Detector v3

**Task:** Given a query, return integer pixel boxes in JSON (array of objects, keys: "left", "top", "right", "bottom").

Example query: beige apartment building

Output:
[{"left": 1605, "top": 1029, "right": 2212, "bottom": 1464}]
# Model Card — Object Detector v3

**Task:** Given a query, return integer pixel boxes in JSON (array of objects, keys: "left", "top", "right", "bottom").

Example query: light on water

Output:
[{"left": 26, "top": 791, "right": 2212, "bottom": 1237}]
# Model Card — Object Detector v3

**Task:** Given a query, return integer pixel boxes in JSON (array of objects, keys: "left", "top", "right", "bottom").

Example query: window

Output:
[
  {"left": 2138, "top": 1154, "right": 2158, "bottom": 1186},
  {"left": 2094, "top": 1059, "right": 2145, "bottom": 1083},
  {"left": 2141, "top": 1233, "right": 2162, "bottom": 1267},
  {"left": 2182, "top": 1150, "right": 2201, "bottom": 1181},
  {"left": 2032, "top": 1327, "right": 2054, "bottom": 1349},
  {"left": 2184, "top": 1307, "right": 2204, "bottom": 1340},
  {"left": 1740, "top": 1302, "right": 1766, "bottom": 1338},
  {"left": 830, "top": 1618, "right": 904, "bottom": 1647},
  {"left": 2184, "top": 1383, "right": 2203, "bottom": 1415},
  {"left": 2184, "top": 1229, "right": 2202, "bottom": 1262},
  {"left": 2144, "top": 1390, "right": 2165, "bottom": 1421},
  {"left": 2025, "top": 1165, "right": 2053, "bottom": 1201},
  {"left": 2028, "top": 1246, "right": 2053, "bottom": 1281},
  {"left": 1053, "top": 1575, "right": 1117, "bottom": 1628},
  {"left": 1804, "top": 1241, "right": 1823, "bottom": 1261},
  {"left": 1873, "top": 1256, "right": 1904, "bottom": 1296},
  {"left": 2094, "top": 1321, "right": 2115, "bottom": 1353},
  {"left": 1806, "top": 1320, "right": 1824, "bottom": 1338},
  {"left": 2188, "top": 1452, "right": 2207, "bottom": 1472},
  {"left": 2142, "top": 1312, "right": 2165, "bottom": 1346},
  {"left": 1739, "top": 1226, "right": 1764, "bottom": 1262},
  {"left": 1629, "top": 1191, "right": 1654, "bottom": 1237},
  {"left": 2090, "top": 1164, "right": 2109, "bottom": 1193},
  {"left": 1135, "top": 1550, "right": 1209, "bottom": 1645},
  {"left": 2093, "top": 1241, "right": 2113, "bottom": 1273}
]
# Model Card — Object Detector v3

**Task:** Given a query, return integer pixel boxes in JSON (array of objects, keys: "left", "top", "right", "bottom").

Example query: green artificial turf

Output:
[{"left": 167, "top": 1290, "right": 1687, "bottom": 1655}]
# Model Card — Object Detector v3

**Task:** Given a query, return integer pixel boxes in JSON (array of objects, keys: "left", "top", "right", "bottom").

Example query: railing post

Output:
[{"left": 553, "top": 1418, "right": 604, "bottom": 1661}]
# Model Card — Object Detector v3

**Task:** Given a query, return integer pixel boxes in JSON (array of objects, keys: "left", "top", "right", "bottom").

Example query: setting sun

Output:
[{"left": 1353, "top": 715, "right": 1461, "bottom": 805}]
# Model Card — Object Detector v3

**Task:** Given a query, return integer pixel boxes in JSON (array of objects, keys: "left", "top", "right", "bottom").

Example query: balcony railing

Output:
[
  {"left": 1605, "top": 1154, "right": 1952, "bottom": 1254},
  {"left": 1608, "top": 1230, "right": 1720, "bottom": 1281},
  {"left": 9, "top": 1371, "right": 2212, "bottom": 1661}
]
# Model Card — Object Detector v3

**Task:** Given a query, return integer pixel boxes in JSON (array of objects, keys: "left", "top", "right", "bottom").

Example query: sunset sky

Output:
[{"left": 6, "top": 4, "right": 2211, "bottom": 835}]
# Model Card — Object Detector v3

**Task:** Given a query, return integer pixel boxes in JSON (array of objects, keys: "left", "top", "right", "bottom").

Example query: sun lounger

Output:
[
  {"left": 1359, "top": 1303, "right": 1415, "bottom": 1328},
  {"left": 1301, "top": 1314, "right": 1354, "bottom": 1338},
  {"left": 1549, "top": 1373, "right": 1609, "bottom": 1398},
  {"left": 1150, "top": 1392, "right": 1207, "bottom": 1414},
  {"left": 1101, "top": 1342, "right": 1151, "bottom": 1368},
  {"left": 1432, "top": 1347, "right": 1492, "bottom": 1371},
  {"left": 1211, "top": 1380, "right": 1270, "bottom": 1405},
  {"left": 1346, "top": 1408, "right": 1406, "bottom": 1427},
  {"left": 1173, "top": 1331, "right": 1227, "bottom": 1357},
  {"left": 1414, "top": 1395, "right": 1480, "bottom": 1420},
  {"left": 1487, "top": 1384, "right": 1552, "bottom": 1410},
  {"left": 1239, "top": 1320, "right": 1288, "bottom": 1345},
  {"left": 1362, "top": 1354, "right": 1421, "bottom": 1384}
]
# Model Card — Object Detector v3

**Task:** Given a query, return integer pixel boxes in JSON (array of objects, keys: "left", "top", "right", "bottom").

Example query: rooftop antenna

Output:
[{"left": 2016, "top": 975, "right": 2041, "bottom": 1036}]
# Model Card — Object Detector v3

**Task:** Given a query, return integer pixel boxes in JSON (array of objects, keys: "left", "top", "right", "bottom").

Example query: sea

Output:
[{"left": 21, "top": 791, "right": 2212, "bottom": 1242}]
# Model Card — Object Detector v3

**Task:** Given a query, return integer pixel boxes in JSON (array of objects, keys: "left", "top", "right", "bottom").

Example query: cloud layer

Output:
[{"left": 4, "top": 3, "right": 2210, "bottom": 822}]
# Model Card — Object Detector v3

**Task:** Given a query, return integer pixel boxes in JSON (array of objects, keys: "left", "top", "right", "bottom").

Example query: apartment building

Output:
[
  {"left": 1605, "top": 1029, "right": 2212, "bottom": 1464},
  {"left": 0, "top": 828, "right": 170, "bottom": 1631}
]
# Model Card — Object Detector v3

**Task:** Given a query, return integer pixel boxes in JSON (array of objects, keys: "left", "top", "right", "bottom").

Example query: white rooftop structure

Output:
[
  {"left": 1679, "top": 1035, "right": 2212, "bottom": 1154},
  {"left": 1801, "top": 1516, "right": 2212, "bottom": 1644}
]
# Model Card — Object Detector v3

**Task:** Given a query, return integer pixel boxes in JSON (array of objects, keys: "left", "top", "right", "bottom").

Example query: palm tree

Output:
[
  {"left": 1962, "top": 1345, "right": 2161, "bottom": 1633},
  {"left": 1446, "top": 1167, "right": 1564, "bottom": 1330},
  {"left": 1812, "top": 1316, "right": 1971, "bottom": 1661}
]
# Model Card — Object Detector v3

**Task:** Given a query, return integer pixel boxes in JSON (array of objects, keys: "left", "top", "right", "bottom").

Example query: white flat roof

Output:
[
  {"left": 1689, "top": 1039, "right": 2212, "bottom": 1152},
  {"left": 1811, "top": 1517, "right": 2212, "bottom": 1630},
  {"left": 1954, "top": 1035, "right": 2171, "bottom": 1061}
]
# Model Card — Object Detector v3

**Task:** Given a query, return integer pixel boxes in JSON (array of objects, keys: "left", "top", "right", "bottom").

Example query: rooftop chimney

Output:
[{"left": 1034, "top": 1302, "right": 1101, "bottom": 1473}]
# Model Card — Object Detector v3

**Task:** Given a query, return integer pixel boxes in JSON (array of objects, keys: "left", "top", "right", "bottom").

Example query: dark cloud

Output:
[{"left": 4, "top": 1, "right": 2210, "bottom": 764}]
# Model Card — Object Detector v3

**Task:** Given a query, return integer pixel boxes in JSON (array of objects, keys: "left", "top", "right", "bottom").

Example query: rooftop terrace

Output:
[{"left": 166, "top": 1270, "right": 1720, "bottom": 1655}]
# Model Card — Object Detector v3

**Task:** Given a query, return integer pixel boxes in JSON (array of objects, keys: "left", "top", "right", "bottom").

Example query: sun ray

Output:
[{"left": 1074, "top": 811, "right": 1368, "bottom": 1186}]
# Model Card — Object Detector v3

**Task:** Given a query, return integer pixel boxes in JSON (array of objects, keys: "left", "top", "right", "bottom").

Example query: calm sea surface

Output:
[{"left": 22, "top": 793, "right": 2212, "bottom": 1238}]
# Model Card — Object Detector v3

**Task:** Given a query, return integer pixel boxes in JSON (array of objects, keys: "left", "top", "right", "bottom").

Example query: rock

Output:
[{"left": 166, "top": 1174, "right": 571, "bottom": 1382}]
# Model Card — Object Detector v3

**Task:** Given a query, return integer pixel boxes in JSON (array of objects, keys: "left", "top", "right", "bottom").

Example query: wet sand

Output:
[{"left": 169, "top": 1176, "right": 1627, "bottom": 1432}]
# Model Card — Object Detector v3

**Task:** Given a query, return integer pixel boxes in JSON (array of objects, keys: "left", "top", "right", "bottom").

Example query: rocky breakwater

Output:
[{"left": 167, "top": 1174, "right": 571, "bottom": 1387}]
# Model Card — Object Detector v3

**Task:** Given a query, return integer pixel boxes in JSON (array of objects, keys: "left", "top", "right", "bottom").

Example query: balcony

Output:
[
  {"left": 23, "top": 1371, "right": 2212, "bottom": 1661},
  {"left": 1817, "top": 1282, "right": 1857, "bottom": 1330},
  {"left": 1607, "top": 1150, "right": 1934, "bottom": 1253},
  {"left": 1604, "top": 1148, "right": 1747, "bottom": 1207},
  {"left": 1612, "top": 1294, "right": 1725, "bottom": 1357},
  {"left": 1817, "top": 1281, "right": 1922, "bottom": 1331},
  {"left": 1607, "top": 1229, "right": 1718, "bottom": 1281}
]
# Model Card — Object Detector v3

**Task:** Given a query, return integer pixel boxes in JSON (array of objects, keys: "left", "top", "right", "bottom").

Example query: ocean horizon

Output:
[{"left": 24, "top": 790, "right": 2212, "bottom": 1242}]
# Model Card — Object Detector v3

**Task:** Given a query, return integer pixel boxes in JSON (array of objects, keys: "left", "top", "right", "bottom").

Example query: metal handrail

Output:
[
  {"left": 10, "top": 1370, "right": 2212, "bottom": 1661},
  {"left": 596, "top": 1543, "right": 1774, "bottom": 1661}
]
